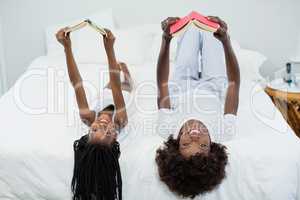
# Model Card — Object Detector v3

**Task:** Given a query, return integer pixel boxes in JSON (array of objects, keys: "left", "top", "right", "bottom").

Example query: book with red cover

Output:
[{"left": 170, "top": 11, "right": 220, "bottom": 36}]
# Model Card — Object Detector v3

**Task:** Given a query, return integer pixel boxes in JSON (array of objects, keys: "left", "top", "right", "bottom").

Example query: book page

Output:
[
  {"left": 172, "top": 21, "right": 194, "bottom": 37},
  {"left": 192, "top": 20, "right": 218, "bottom": 32},
  {"left": 86, "top": 20, "right": 107, "bottom": 36},
  {"left": 65, "top": 21, "right": 88, "bottom": 33}
]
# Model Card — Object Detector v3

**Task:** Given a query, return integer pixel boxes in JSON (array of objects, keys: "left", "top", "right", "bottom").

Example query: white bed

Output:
[{"left": 0, "top": 10, "right": 300, "bottom": 200}]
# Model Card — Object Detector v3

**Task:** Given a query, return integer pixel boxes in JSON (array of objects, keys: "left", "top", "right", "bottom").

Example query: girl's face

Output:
[
  {"left": 89, "top": 113, "right": 117, "bottom": 145},
  {"left": 178, "top": 119, "right": 211, "bottom": 158}
]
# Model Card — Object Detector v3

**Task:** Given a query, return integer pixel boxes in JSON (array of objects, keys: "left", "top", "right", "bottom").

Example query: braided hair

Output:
[{"left": 72, "top": 135, "right": 122, "bottom": 200}]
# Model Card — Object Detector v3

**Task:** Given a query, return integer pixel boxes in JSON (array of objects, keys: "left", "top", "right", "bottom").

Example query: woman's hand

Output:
[
  {"left": 161, "top": 17, "right": 180, "bottom": 40},
  {"left": 103, "top": 29, "right": 116, "bottom": 53},
  {"left": 56, "top": 28, "right": 71, "bottom": 49},
  {"left": 207, "top": 16, "right": 230, "bottom": 44}
]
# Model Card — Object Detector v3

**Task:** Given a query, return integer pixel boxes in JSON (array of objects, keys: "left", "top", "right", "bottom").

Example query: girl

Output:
[
  {"left": 155, "top": 16, "right": 240, "bottom": 198},
  {"left": 56, "top": 28, "right": 133, "bottom": 200}
]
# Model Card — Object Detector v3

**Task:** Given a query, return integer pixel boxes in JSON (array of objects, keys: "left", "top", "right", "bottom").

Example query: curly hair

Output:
[
  {"left": 72, "top": 135, "right": 122, "bottom": 200},
  {"left": 155, "top": 135, "right": 228, "bottom": 199}
]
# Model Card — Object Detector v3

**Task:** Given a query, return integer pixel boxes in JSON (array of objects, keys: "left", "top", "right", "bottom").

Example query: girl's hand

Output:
[
  {"left": 207, "top": 16, "right": 230, "bottom": 44},
  {"left": 56, "top": 28, "right": 71, "bottom": 49},
  {"left": 103, "top": 29, "right": 116, "bottom": 52},
  {"left": 161, "top": 17, "right": 180, "bottom": 40}
]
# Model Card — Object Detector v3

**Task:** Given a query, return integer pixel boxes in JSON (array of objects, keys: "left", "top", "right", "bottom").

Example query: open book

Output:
[
  {"left": 170, "top": 11, "right": 220, "bottom": 37},
  {"left": 65, "top": 19, "right": 107, "bottom": 36}
]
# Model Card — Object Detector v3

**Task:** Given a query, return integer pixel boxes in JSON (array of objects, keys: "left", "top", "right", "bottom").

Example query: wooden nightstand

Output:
[{"left": 265, "top": 79, "right": 300, "bottom": 138}]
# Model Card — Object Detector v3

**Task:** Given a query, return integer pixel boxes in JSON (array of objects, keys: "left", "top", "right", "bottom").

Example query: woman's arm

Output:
[
  {"left": 157, "top": 17, "right": 179, "bottom": 109},
  {"left": 222, "top": 39, "right": 240, "bottom": 115},
  {"left": 208, "top": 17, "right": 240, "bottom": 115},
  {"left": 103, "top": 29, "right": 128, "bottom": 129},
  {"left": 56, "top": 29, "right": 95, "bottom": 125},
  {"left": 157, "top": 36, "right": 171, "bottom": 109}
]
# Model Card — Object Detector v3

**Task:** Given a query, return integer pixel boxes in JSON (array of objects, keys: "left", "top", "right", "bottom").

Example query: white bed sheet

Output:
[
  {"left": 120, "top": 62, "right": 300, "bottom": 200},
  {"left": 0, "top": 55, "right": 299, "bottom": 200}
]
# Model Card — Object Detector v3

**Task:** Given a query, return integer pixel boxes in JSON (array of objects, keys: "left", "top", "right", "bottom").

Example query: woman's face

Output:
[
  {"left": 178, "top": 119, "right": 211, "bottom": 158},
  {"left": 89, "top": 113, "right": 117, "bottom": 145}
]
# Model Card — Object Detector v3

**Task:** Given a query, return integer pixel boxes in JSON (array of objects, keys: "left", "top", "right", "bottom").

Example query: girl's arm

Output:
[
  {"left": 157, "top": 17, "right": 179, "bottom": 109},
  {"left": 103, "top": 29, "right": 128, "bottom": 129},
  {"left": 208, "top": 16, "right": 240, "bottom": 115},
  {"left": 222, "top": 39, "right": 240, "bottom": 115},
  {"left": 56, "top": 29, "right": 95, "bottom": 126}
]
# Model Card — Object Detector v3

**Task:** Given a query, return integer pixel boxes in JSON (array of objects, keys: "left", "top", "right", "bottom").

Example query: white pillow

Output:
[
  {"left": 45, "top": 9, "right": 115, "bottom": 56},
  {"left": 71, "top": 27, "right": 107, "bottom": 64},
  {"left": 231, "top": 39, "right": 241, "bottom": 52},
  {"left": 74, "top": 24, "right": 156, "bottom": 65},
  {"left": 114, "top": 25, "right": 157, "bottom": 65},
  {"left": 147, "top": 26, "right": 178, "bottom": 62},
  {"left": 236, "top": 48, "right": 267, "bottom": 81}
]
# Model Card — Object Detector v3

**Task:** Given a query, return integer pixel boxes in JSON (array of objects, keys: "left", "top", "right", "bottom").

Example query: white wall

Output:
[
  {"left": 0, "top": 0, "right": 299, "bottom": 89},
  {"left": 0, "top": 16, "right": 7, "bottom": 96}
]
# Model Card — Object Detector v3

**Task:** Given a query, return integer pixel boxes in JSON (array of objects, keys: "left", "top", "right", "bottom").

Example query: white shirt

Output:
[
  {"left": 157, "top": 85, "right": 237, "bottom": 143},
  {"left": 91, "top": 88, "right": 132, "bottom": 141},
  {"left": 92, "top": 88, "right": 131, "bottom": 116}
]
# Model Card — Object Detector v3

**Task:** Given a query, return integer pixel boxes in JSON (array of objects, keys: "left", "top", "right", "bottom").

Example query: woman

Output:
[
  {"left": 56, "top": 28, "right": 133, "bottom": 200},
  {"left": 155, "top": 16, "right": 240, "bottom": 198}
]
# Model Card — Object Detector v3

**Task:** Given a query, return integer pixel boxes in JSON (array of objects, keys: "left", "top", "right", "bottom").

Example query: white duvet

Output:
[{"left": 0, "top": 55, "right": 300, "bottom": 200}]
